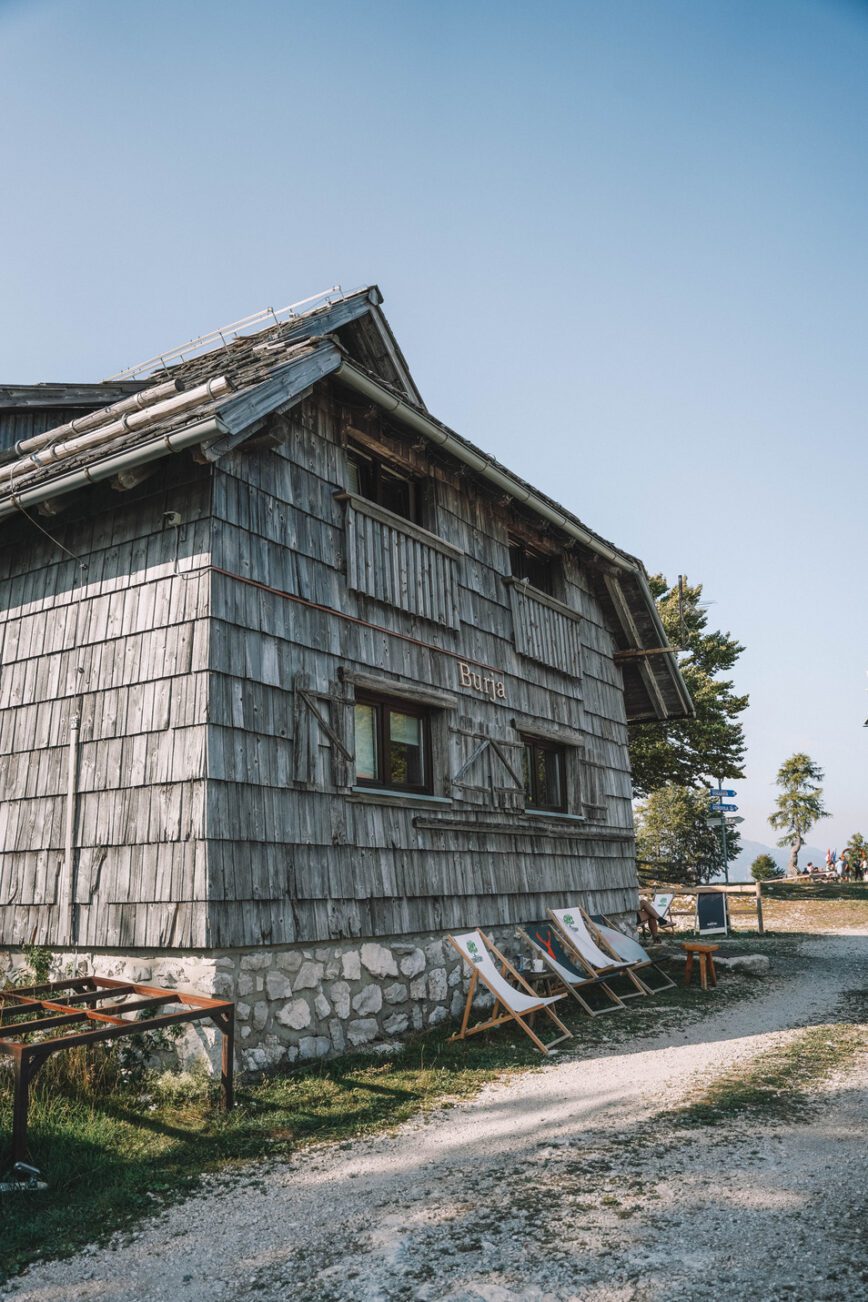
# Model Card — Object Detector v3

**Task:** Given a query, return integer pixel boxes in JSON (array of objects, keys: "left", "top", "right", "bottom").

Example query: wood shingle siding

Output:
[{"left": 0, "top": 289, "right": 689, "bottom": 957}]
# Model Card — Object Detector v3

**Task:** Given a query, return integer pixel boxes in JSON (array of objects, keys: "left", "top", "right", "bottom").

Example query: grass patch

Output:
[
  {"left": 0, "top": 953, "right": 776, "bottom": 1281},
  {"left": 0, "top": 1027, "right": 542, "bottom": 1281},
  {"left": 762, "top": 882, "right": 868, "bottom": 902},
  {"left": 669, "top": 1020, "right": 868, "bottom": 1128}
]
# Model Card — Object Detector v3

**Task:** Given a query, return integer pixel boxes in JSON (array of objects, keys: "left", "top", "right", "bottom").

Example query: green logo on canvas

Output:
[
  {"left": 564, "top": 914, "right": 575, "bottom": 925},
  {"left": 468, "top": 941, "right": 478, "bottom": 953}
]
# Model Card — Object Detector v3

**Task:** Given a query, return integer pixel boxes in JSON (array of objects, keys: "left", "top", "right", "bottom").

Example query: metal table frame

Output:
[{"left": 0, "top": 976, "right": 234, "bottom": 1164}]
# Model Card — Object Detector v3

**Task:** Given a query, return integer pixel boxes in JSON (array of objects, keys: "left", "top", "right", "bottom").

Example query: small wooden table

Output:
[{"left": 681, "top": 942, "right": 719, "bottom": 990}]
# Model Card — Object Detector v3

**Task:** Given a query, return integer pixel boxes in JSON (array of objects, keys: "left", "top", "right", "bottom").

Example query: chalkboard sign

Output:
[{"left": 696, "top": 891, "right": 728, "bottom": 936}]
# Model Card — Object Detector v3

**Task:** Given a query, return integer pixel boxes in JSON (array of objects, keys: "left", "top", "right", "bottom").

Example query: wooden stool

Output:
[{"left": 681, "top": 942, "right": 719, "bottom": 990}]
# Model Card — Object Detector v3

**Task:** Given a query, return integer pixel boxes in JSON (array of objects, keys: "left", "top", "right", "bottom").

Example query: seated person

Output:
[{"left": 637, "top": 897, "right": 674, "bottom": 941}]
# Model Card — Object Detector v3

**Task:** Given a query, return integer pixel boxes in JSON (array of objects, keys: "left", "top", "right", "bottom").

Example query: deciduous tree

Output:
[
  {"left": 768, "top": 753, "right": 829, "bottom": 876},
  {"left": 635, "top": 783, "right": 740, "bottom": 885}
]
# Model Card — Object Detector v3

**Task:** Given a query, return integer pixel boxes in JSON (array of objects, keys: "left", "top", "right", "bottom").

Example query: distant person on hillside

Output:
[{"left": 859, "top": 856, "right": 867, "bottom": 882}]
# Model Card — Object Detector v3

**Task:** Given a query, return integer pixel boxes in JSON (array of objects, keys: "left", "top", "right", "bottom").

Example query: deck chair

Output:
[
  {"left": 650, "top": 893, "right": 675, "bottom": 923},
  {"left": 517, "top": 922, "right": 625, "bottom": 1016},
  {"left": 448, "top": 930, "right": 573, "bottom": 1054},
  {"left": 588, "top": 914, "right": 676, "bottom": 993},
  {"left": 548, "top": 907, "right": 649, "bottom": 999}
]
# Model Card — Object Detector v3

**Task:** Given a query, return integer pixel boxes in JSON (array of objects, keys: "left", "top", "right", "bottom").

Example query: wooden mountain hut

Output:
[{"left": 0, "top": 286, "right": 692, "bottom": 1066}]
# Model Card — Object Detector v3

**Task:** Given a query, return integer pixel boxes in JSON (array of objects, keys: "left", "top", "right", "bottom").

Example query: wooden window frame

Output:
[
  {"left": 521, "top": 734, "right": 568, "bottom": 813},
  {"left": 354, "top": 691, "right": 433, "bottom": 795},
  {"left": 508, "top": 538, "right": 559, "bottom": 598},
  {"left": 346, "top": 441, "right": 421, "bottom": 526}
]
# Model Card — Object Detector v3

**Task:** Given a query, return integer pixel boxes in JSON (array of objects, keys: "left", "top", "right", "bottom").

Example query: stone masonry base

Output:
[{"left": 0, "top": 918, "right": 633, "bottom": 1075}]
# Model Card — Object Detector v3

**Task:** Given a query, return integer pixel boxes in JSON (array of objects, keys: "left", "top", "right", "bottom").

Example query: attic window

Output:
[
  {"left": 509, "top": 539, "right": 557, "bottom": 596},
  {"left": 347, "top": 441, "right": 419, "bottom": 524}
]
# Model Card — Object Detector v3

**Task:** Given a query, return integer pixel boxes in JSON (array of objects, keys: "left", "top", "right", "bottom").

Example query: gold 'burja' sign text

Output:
[{"left": 458, "top": 661, "right": 506, "bottom": 701}]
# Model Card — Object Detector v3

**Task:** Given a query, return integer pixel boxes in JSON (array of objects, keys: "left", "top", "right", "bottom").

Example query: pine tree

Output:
[
  {"left": 768, "top": 753, "right": 829, "bottom": 876},
  {"left": 629, "top": 576, "right": 748, "bottom": 796}
]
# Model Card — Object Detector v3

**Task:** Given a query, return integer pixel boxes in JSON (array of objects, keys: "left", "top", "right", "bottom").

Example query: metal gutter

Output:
[
  {"left": 334, "top": 358, "right": 694, "bottom": 717},
  {"left": 0, "top": 416, "right": 225, "bottom": 523},
  {"left": 335, "top": 359, "right": 637, "bottom": 573}
]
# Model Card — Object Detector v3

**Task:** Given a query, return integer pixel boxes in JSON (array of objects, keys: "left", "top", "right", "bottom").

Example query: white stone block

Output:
[
  {"left": 265, "top": 970, "right": 293, "bottom": 1001},
  {"left": 383, "top": 1012, "right": 409, "bottom": 1036},
  {"left": 329, "top": 1019, "right": 346, "bottom": 1053},
  {"left": 314, "top": 992, "right": 331, "bottom": 1020},
  {"left": 399, "top": 948, "right": 426, "bottom": 979},
  {"left": 427, "top": 968, "right": 448, "bottom": 1001},
  {"left": 330, "top": 981, "right": 351, "bottom": 1020},
  {"left": 352, "top": 985, "right": 383, "bottom": 1015},
  {"left": 276, "top": 951, "right": 303, "bottom": 973},
  {"left": 409, "top": 976, "right": 427, "bottom": 1000},
  {"left": 428, "top": 1006, "right": 449, "bottom": 1027},
  {"left": 252, "top": 1002, "right": 269, "bottom": 1031},
  {"left": 360, "top": 943, "right": 398, "bottom": 978},
  {"left": 236, "top": 973, "right": 256, "bottom": 997},
  {"left": 235, "top": 1002, "right": 251, "bottom": 1021},
  {"left": 347, "top": 1018, "right": 379, "bottom": 1046},
  {"left": 341, "top": 951, "right": 361, "bottom": 981},
  {"left": 298, "top": 1036, "right": 331, "bottom": 1059},
  {"left": 240, "top": 953, "right": 272, "bottom": 971},
  {"left": 294, "top": 960, "right": 324, "bottom": 990},
  {"left": 383, "top": 982, "right": 408, "bottom": 1005},
  {"left": 277, "top": 998, "right": 312, "bottom": 1030}
]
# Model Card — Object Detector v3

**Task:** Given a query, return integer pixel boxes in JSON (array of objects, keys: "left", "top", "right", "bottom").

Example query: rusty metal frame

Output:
[{"left": 0, "top": 976, "right": 234, "bottom": 1165}]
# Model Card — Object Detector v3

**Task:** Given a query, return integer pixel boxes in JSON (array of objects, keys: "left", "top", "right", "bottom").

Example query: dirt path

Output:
[{"left": 4, "top": 929, "right": 867, "bottom": 1302}]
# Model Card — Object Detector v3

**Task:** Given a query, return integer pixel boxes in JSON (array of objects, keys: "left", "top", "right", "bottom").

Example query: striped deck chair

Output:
[
  {"left": 588, "top": 914, "right": 676, "bottom": 993},
  {"left": 448, "top": 930, "right": 572, "bottom": 1054},
  {"left": 548, "top": 907, "right": 649, "bottom": 999},
  {"left": 517, "top": 922, "right": 625, "bottom": 1016}
]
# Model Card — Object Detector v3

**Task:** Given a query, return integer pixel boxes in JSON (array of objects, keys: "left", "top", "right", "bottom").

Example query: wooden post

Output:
[
  {"left": 755, "top": 880, "right": 765, "bottom": 934},
  {"left": 219, "top": 1012, "right": 235, "bottom": 1112},
  {"left": 11, "top": 1049, "right": 41, "bottom": 1164}
]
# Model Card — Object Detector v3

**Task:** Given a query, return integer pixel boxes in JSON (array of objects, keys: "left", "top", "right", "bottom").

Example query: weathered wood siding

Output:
[
  {"left": 1, "top": 384, "right": 641, "bottom": 954},
  {"left": 205, "top": 389, "right": 638, "bottom": 948},
  {"left": 0, "top": 460, "right": 212, "bottom": 948}
]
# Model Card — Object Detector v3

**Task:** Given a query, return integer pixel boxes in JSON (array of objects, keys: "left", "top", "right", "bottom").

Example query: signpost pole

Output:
[{"left": 718, "top": 775, "right": 729, "bottom": 884}]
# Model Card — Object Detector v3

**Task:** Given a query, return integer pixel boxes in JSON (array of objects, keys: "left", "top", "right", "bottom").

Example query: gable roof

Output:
[{"left": 0, "top": 287, "right": 692, "bottom": 722}]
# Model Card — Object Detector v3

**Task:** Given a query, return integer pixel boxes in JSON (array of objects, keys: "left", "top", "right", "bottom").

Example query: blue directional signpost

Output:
[{"left": 708, "top": 780, "right": 738, "bottom": 883}]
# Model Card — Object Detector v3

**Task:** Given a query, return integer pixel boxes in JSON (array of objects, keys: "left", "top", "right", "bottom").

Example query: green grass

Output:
[
  {"left": 669, "top": 1017, "right": 868, "bottom": 1128},
  {"left": 0, "top": 1028, "right": 542, "bottom": 1280},
  {"left": 0, "top": 945, "right": 824, "bottom": 1281},
  {"left": 762, "top": 881, "right": 868, "bottom": 902}
]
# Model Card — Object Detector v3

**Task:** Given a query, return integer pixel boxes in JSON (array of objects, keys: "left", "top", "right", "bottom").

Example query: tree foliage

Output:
[
  {"left": 846, "top": 832, "right": 868, "bottom": 865},
  {"left": 629, "top": 576, "right": 748, "bottom": 797},
  {"left": 750, "top": 853, "right": 783, "bottom": 882},
  {"left": 768, "top": 753, "right": 829, "bottom": 876},
  {"left": 635, "top": 783, "right": 740, "bottom": 885}
]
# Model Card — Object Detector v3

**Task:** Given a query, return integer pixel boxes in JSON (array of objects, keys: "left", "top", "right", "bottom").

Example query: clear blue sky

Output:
[{"left": 2, "top": 0, "right": 866, "bottom": 853}]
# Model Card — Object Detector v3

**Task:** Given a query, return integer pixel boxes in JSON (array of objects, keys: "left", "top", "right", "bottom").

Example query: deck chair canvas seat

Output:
[
  {"left": 517, "top": 922, "right": 625, "bottom": 1016},
  {"left": 448, "top": 930, "right": 573, "bottom": 1055},
  {"left": 650, "top": 893, "right": 675, "bottom": 923},
  {"left": 548, "top": 908, "right": 649, "bottom": 999},
  {"left": 588, "top": 915, "right": 676, "bottom": 993}
]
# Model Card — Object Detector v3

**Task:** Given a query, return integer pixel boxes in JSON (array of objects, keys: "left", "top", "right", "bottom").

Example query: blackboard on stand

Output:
[{"left": 696, "top": 892, "right": 728, "bottom": 936}]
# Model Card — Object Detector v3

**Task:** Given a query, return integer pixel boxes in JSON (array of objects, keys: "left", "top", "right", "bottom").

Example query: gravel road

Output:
[{"left": 3, "top": 928, "right": 866, "bottom": 1302}]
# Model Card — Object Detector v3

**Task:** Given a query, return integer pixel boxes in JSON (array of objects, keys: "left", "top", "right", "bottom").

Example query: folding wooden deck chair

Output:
[
  {"left": 548, "top": 907, "right": 650, "bottom": 999},
  {"left": 516, "top": 921, "right": 626, "bottom": 1016},
  {"left": 588, "top": 914, "right": 677, "bottom": 993},
  {"left": 448, "top": 930, "right": 573, "bottom": 1054},
  {"left": 650, "top": 892, "right": 675, "bottom": 924}
]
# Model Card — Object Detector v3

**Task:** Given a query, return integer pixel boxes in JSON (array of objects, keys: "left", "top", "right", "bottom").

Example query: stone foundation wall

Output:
[{"left": 0, "top": 918, "right": 634, "bottom": 1075}]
